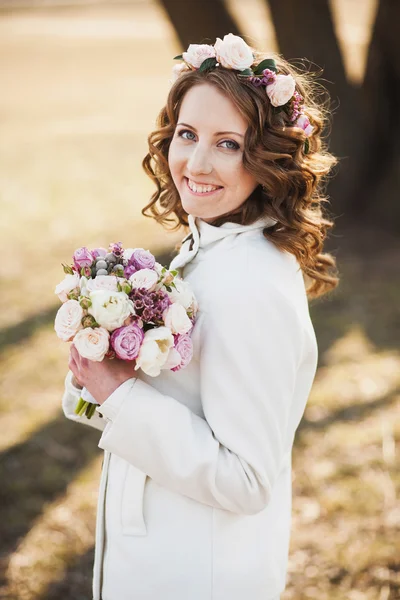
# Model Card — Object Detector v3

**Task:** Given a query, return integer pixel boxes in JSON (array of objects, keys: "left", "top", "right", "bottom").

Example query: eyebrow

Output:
[{"left": 176, "top": 122, "right": 244, "bottom": 138}]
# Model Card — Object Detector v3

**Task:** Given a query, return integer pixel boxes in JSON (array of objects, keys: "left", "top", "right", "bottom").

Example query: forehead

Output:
[{"left": 178, "top": 83, "right": 247, "bottom": 132}]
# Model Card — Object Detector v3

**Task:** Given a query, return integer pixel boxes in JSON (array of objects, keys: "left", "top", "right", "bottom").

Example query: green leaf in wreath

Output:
[
  {"left": 173, "top": 54, "right": 183, "bottom": 60},
  {"left": 199, "top": 57, "right": 217, "bottom": 72},
  {"left": 237, "top": 68, "right": 254, "bottom": 77},
  {"left": 304, "top": 138, "right": 310, "bottom": 154},
  {"left": 253, "top": 58, "right": 277, "bottom": 76}
]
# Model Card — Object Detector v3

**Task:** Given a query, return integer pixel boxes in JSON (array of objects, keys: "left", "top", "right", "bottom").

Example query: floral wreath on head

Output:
[{"left": 171, "top": 33, "right": 314, "bottom": 154}]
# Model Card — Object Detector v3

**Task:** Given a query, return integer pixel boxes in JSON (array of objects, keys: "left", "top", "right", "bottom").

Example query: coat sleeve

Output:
[
  {"left": 96, "top": 275, "right": 306, "bottom": 515},
  {"left": 61, "top": 370, "right": 106, "bottom": 432}
]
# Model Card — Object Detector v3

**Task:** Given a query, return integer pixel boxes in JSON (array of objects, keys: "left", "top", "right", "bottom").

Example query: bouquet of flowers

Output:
[{"left": 55, "top": 243, "right": 198, "bottom": 418}]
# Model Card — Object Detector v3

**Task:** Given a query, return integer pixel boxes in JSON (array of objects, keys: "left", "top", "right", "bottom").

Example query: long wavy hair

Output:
[{"left": 142, "top": 51, "right": 339, "bottom": 299}]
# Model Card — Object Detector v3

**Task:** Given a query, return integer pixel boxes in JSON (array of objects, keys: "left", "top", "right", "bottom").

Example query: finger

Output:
[
  {"left": 68, "top": 355, "right": 79, "bottom": 379},
  {"left": 70, "top": 344, "right": 81, "bottom": 364},
  {"left": 80, "top": 356, "right": 89, "bottom": 369}
]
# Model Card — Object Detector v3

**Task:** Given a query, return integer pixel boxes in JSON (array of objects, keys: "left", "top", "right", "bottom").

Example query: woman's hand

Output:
[{"left": 69, "top": 344, "right": 136, "bottom": 405}]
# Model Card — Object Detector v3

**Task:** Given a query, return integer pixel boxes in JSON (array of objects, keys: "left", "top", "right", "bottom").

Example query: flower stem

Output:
[
  {"left": 86, "top": 402, "right": 96, "bottom": 419},
  {"left": 78, "top": 399, "right": 89, "bottom": 417},
  {"left": 74, "top": 397, "right": 85, "bottom": 415}
]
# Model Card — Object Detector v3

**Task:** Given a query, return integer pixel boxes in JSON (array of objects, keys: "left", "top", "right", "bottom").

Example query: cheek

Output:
[
  {"left": 222, "top": 155, "right": 257, "bottom": 192},
  {"left": 168, "top": 140, "right": 186, "bottom": 177}
]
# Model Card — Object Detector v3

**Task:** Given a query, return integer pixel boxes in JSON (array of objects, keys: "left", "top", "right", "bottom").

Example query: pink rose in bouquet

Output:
[
  {"left": 73, "top": 247, "right": 94, "bottom": 272},
  {"left": 110, "top": 322, "right": 144, "bottom": 361},
  {"left": 171, "top": 333, "right": 194, "bottom": 372}
]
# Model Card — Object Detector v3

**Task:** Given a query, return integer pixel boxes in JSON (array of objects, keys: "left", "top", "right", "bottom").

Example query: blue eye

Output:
[
  {"left": 178, "top": 129, "right": 196, "bottom": 141},
  {"left": 220, "top": 140, "right": 239, "bottom": 150},
  {"left": 177, "top": 129, "right": 239, "bottom": 150}
]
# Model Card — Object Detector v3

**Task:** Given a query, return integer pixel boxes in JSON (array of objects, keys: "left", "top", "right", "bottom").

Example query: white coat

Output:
[{"left": 61, "top": 212, "right": 318, "bottom": 600}]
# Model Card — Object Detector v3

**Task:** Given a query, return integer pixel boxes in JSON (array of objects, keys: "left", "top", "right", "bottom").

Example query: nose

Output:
[{"left": 186, "top": 142, "right": 213, "bottom": 176}]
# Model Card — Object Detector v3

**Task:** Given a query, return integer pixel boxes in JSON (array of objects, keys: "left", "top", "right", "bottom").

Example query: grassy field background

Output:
[{"left": 0, "top": 1, "right": 399, "bottom": 599}]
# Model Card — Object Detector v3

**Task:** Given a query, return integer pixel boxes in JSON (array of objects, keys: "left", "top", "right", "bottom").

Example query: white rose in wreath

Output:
[
  {"left": 214, "top": 33, "right": 254, "bottom": 71},
  {"left": 266, "top": 73, "right": 296, "bottom": 107},
  {"left": 182, "top": 43, "right": 216, "bottom": 68}
]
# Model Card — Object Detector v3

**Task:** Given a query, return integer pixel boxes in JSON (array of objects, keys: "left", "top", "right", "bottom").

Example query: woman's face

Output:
[{"left": 168, "top": 83, "right": 258, "bottom": 223}]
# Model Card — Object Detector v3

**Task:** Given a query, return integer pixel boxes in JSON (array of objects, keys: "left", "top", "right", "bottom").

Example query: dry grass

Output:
[{"left": 0, "top": 2, "right": 398, "bottom": 599}]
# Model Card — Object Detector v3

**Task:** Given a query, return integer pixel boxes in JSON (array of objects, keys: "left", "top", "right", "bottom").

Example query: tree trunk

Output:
[
  {"left": 158, "top": 0, "right": 241, "bottom": 50},
  {"left": 267, "top": 0, "right": 362, "bottom": 222},
  {"left": 347, "top": 0, "right": 400, "bottom": 228}
]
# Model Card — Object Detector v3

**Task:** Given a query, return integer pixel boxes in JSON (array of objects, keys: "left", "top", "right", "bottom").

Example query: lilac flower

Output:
[
  {"left": 261, "top": 68, "right": 277, "bottom": 85},
  {"left": 109, "top": 242, "right": 124, "bottom": 257},
  {"left": 130, "top": 287, "right": 171, "bottom": 323},
  {"left": 249, "top": 76, "right": 264, "bottom": 87}
]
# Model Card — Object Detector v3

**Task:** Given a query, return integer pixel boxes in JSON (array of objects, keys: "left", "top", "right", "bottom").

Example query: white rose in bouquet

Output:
[
  {"left": 86, "top": 275, "right": 127, "bottom": 293},
  {"left": 73, "top": 326, "right": 110, "bottom": 362},
  {"left": 129, "top": 268, "right": 158, "bottom": 291},
  {"left": 122, "top": 247, "right": 135, "bottom": 261},
  {"left": 54, "top": 299, "right": 84, "bottom": 341},
  {"left": 54, "top": 273, "right": 80, "bottom": 303},
  {"left": 153, "top": 261, "right": 164, "bottom": 276},
  {"left": 88, "top": 290, "right": 135, "bottom": 331},
  {"left": 163, "top": 303, "right": 193, "bottom": 335},
  {"left": 135, "top": 326, "right": 174, "bottom": 377},
  {"left": 166, "top": 278, "right": 196, "bottom": 310}
]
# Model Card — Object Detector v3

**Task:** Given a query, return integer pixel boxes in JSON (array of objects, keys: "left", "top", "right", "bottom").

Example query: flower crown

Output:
[{"left": 172, "top": 33, "right": 314, "bottom": 152}]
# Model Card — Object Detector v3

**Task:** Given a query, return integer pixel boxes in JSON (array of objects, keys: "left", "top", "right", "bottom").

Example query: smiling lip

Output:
[{"left": 184, "top": 177, "right": 223, "bottom": 196}]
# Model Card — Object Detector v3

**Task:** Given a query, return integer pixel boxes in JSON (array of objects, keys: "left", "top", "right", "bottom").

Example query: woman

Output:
[{"left": 62, "top": 34, "right": 338, "bottom": 600}]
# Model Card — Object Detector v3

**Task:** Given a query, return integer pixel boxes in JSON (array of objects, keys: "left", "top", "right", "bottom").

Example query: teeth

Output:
[{"left": 187, "top": 179, "right": 220, "bottom": 194}]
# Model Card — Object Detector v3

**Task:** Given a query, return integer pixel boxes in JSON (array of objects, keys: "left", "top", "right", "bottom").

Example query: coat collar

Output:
[{"left": 169, "top": 213, "right": 278, "bottom": 271}]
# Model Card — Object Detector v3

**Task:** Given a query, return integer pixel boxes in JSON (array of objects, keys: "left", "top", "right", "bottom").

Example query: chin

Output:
[{"left": 180, "top": 199, "right": 215, "bottom": 221}]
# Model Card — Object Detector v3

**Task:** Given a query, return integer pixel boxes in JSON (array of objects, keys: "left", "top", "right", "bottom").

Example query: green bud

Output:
[
  {"left": 80, "top": 266, "right": 91, "bottom": 277},
  {"left": 121, "top": 282, "right": 131, "bottom": 294},
  {"left": 62, "top": 263, "right": 74, "bottom": 275},
  {"left": 67, "top": 289, "right": 80, "bottom": 301},
  {"left": 81, "top": 315, "right": 98, "bottom": 328},
  {"left": 79, "top": 296, "right": 92, "bottom": 309}
]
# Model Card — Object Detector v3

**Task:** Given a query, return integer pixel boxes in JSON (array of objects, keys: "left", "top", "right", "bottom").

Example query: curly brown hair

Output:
[{"left": 142, "top": 51, "right": 339, "bottom": 299}]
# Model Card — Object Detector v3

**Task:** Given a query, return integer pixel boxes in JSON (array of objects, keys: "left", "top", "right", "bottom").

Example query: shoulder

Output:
[{"left": 209, "top": 232, "right": 304, "bottom": 308}]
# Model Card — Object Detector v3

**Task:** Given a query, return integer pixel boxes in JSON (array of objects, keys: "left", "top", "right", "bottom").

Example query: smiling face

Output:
[{"left": 168, "top": 83, "right": 258, "bottom": 223}]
